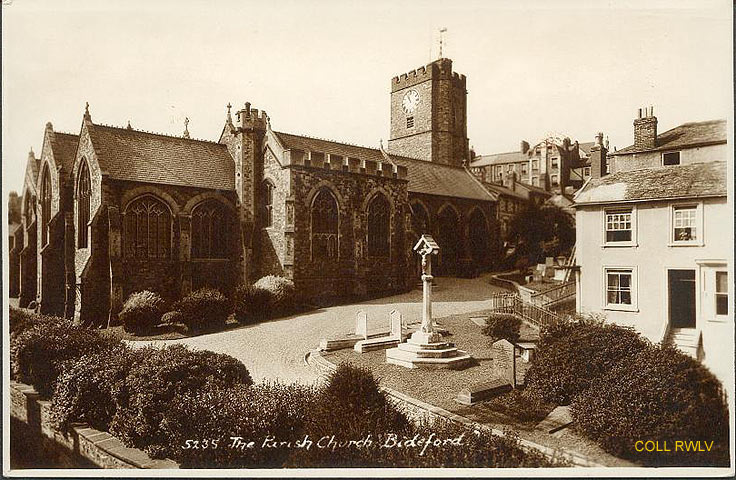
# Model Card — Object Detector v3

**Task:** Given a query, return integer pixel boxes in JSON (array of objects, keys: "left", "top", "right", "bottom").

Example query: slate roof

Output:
[
  {"left": 51, "top": 132, "right": 80, "bottom": 173},
  {"left": 613, "top": 119, "right": 726, "bottom": 155},
  {"left": 470, "top": 150, "right": 528, "bottom": 167},
  {"left": 274, "top": 132, "right": 496, "bottom": 202},
  {"left": 88, "top": 124, "right": 235, "bottom": 190},
  {"left": 577, "top": 141, "right": 595, "bottom": 156},
  {"left": 574, "top": 161, "right": 726, "bottom": 205},
  {"left": 481, "top": 181, "right": 527, "bottom": 201}
]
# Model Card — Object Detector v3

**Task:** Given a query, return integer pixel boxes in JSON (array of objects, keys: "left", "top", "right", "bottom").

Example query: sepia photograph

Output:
[{"left": 2, "top": 0, "right": 733, "bottom": 476}]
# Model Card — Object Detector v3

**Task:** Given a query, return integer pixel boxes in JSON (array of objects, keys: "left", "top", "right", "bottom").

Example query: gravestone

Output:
[
  {"left": 355, "top": 310, "right": 367, "bottom": 339},
  {"left": 492, "top": 339, "right": 516, "bottom": 387},
  {"left": 390, "top": 309, "right": 402, "bottom": 339},
  {"left": 455, "top": 378, "right": 512, "bottom": 405}
]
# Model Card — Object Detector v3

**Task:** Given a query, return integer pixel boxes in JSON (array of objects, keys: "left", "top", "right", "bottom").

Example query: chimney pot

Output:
[{"left": 638, "top": 108, "right": 643, "bottom": 119}]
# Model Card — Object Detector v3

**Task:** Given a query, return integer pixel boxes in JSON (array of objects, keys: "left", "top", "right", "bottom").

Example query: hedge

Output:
[
  {"left": 254, "top": 275, "right": 298, "bottom": 316},
  {"left": 482, "top": 313, "right": 522, "bottom": 344},
  {"left": 571, "top": 344, "right": 730, "bottom": 466},
  {"left": 120, "top": 290, "right": 166, "bottom": 335},
  {"left": 173, "top": 288, "right": 231, "bottom": 333},
  {"left": 232, "top": 284, "right": 273, "bottom": 325}
]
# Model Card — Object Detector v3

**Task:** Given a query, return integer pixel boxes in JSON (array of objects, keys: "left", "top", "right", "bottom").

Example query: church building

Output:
[{"left": 9, "top": 57, "right": 502, "bottom": 326}]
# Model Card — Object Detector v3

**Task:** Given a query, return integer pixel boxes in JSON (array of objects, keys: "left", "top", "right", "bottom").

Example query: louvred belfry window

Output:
[
  {"left": 367, "top": 194, "right": 390, "bottom": 257},
  {"left": 123, "top": 196, "right": 171, "bottom": 259},
  {"left": 41, "top": 165, "right": 52, "bottom": 247},
  {"left": 192, "top": 200, "right": 230, "bottom": 259},
  {"left": 311, "top": 188, "right": 338, "bottom": 260},
  {"left": 77, "top": 160, "right": 91, "bottom": 248}
]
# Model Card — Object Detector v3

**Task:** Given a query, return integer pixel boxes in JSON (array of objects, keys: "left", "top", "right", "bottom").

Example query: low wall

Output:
[
  {"left": 306, "top": 349, "right": 605, "bottom": 468},
  {"left": 9, "top": 381, "right": 179, "bottom": 470}
]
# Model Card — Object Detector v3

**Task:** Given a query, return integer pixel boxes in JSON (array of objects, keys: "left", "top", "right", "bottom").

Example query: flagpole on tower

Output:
[{"left": 438, "top": 27, "right": 447, "bottom": 59}]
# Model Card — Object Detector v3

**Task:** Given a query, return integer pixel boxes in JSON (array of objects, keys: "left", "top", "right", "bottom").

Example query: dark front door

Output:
[{"left": 669, "top": 269, "right": 696, "bottom": 328}]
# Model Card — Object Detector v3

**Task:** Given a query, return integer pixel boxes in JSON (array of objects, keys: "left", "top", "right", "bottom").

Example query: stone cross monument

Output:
[{"left": 414, "top": 234, "right": 439, "bottom": 336}]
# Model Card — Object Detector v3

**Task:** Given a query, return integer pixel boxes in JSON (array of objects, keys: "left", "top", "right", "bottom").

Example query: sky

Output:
[{"left": 2, "top": 0, "right": 732, "bottom": 194}]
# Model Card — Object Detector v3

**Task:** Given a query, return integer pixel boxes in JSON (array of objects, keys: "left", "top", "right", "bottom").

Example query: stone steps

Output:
[
  {"left": 395, "top": 343, "right": 460, "bottom": 358},
  {"left": 385, "top": 347, "right": 474, "bottom": 370}
]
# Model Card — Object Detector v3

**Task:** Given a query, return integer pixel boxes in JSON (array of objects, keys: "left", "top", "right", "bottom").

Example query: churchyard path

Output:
[{"left": 131, "top": 274, "right": 507, "bottom": 383}]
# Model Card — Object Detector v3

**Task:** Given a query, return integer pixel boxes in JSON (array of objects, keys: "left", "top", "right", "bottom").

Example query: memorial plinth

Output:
[{"left": 385, "top": 235, "right": 473, "bottom": 370}]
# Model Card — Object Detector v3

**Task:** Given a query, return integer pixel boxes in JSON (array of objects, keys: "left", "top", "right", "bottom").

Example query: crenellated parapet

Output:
[
  {"left": 282, "top": 148, "right": 408, "bottom": 181},
  {"left": 235, "top": 102, "right": 269, "bottom": 132},
  {"left": 391, "top": 58, "right": 466, "bottom": 92}
]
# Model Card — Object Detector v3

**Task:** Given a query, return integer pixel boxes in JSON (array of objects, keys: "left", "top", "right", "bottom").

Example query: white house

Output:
[{"left": 573, "top": 110, "right": 732, "bottom": 388}]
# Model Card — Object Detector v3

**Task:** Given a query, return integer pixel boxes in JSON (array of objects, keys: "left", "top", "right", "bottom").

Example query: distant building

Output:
[
  {"left": 573, "top": 107, "right": 730, "bottom": 385},
  {"left": 470, "top": 135, "right": 599, "bottom": 195}
]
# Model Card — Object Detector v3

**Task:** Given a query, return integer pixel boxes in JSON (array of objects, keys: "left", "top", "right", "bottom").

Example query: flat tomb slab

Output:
[
  {"left": 536, "top": 405, "right": 573, "bottom": 434},
  {"left": 354, "top": 336, "right": 402, "bottom": 353},
  {"left": 455, "top": 378, "right": 512, "bottom": 405},
  {"left": 320, "top": 332, "right": 393, "bottom": 351}
]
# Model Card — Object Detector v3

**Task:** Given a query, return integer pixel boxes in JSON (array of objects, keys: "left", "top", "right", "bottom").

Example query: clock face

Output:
[{"left": 402, "top": 90, "right": 421, "bottom": 115}]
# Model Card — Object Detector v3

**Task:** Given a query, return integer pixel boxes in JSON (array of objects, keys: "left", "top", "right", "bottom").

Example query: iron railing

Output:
[{"left": 489, "top": 292, "right": 562, "bottom": 328}]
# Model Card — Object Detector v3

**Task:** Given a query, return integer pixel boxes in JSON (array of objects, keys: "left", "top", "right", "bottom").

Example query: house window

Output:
[
  {"left": 191, "top": 200, "right": 230, "bottom": 259},
  {"left": 532, "top": 159, "right": 539, "bottom": 171},
  {"left": 77, "top": 160, "right": 91, "bottom": 248},
  {"left": 672, "top": 206, "right": 697, "bottom": 242},
  {"left": 606, "top": 268, "right": 634, "bottom": 307},
  {"left": 366, "top": 194, "right": 390, "bottom": 257},
  {"left": 584, "top": 167, "right": 591, "bottom": 177},
  {"left": 41, "top": 165, "right": 51, "bottom": 247},
  {"left": 406, "top": 116, "right": 414, "bottom": 129},
  {"left": 123, "top": 195, "right": 172, "bottom": 259},
  {"left": 311, "top": 188, "right": 339, "bottom": 260},
  {"left": 715, "top": 271, "right": 728, "bottom": 316},
  {"left": 262, "top": 181, "right": 274, "bottom": 227},
  {"left": 662, "top": 151, "right": 681, "bottom": 166},
  {"left": 605, "top": 208, "right": 632, "bottom": 243},
  {"left": 551, "top": 174, "right": 559, "bottom": 186},
  {"left": 551, "top": 158, "right": 559, "bottom": 169},
  {"left": 521, "top": 164, "right": 528, "bottom": 175},
  {"left": 532, "top": 176, "right": 539, "bottom": 186}
]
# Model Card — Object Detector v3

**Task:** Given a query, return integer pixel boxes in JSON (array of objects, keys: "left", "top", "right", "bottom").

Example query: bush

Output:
[
  {"left": 120, "top": 290, "right": 165, "bottom": 335},
  {"left": 109, "top": 344, "right": 252, "bottom": 457},
  {"left": 254, "top": 275, "right": 298, "bottom": 316},
  {"left": 51, "top": 345, "right": 144, "bottom": 433},
  {"left": 482, "top": 313, "right": 522, "bottom": 344},
  {"left": 174, "top": 288, "right": 231, "bottom": 333},
  {"left": 525, "top": 319, "right": 650, "bottom": 405},
  {"left": 476, "top": 388, "right": 554, "bottom": 424},
  {"left": 11, "top": 321, "right": 118, "bottom": 398},
  {"left": 232, "top": 284, "right": 273, "bottom": 324},
  {"left": 162, "top": 381, "right": 317, "bottom": 467},
  {"left": 572, "top": 344, "right": 729, "bottom": 466}
]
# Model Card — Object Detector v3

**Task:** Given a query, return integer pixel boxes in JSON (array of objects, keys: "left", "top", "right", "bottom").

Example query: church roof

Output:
[
  {"left": 88, "top": 124, "right": 235, "bottom": 190},
  {"left": 574, "top": 161, "right": 726, "bottom": 206},
  {"left": 470, "top": 150, "right": 528, "bottom": 167},
  {"left": 274, "top": 132, "right": 495, "bottom": 202},
  {"left": 612, "top": 119, "right": 726, "bottom": 155},
  {"left": 481, "top": 181, "right": 527, "bottom": 201},
  {"left": 50, "top": 132, "right": 80, "bottom": 174}
]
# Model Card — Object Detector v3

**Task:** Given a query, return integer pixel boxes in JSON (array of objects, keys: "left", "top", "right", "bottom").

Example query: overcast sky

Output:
[{"left": 2, "top": 0, "right": 732, "bottom": 194}]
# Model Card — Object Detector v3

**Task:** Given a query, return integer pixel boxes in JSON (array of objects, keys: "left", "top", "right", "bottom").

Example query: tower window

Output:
[
  {"left": 662, "top": 151, "right": 680, "bottom": 166},
  {"left": 406, "top": 116, "right": 414, "bottom": 129},
  {"left": 77, "top": 160, "right": 91, "bottom": 248}
]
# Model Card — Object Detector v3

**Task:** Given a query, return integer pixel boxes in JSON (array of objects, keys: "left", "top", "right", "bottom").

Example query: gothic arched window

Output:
[
  {"left": 123, "top": 195, "right": 171, "bottom": 259},
  {"left": 437, "top": 206, "right": 459, "bottom": 272},
  {"left": 410, "top": 202, "right": 430, "bottom": 237},
  {"left": 192, "top": 200, "right": 230, "bottom": 259},
  {"left": 41, "top": 165, "right": 52, "bottom": 247},
  {"left": 262, "top": 180, "right": 274, "bottom": 227},
  {"left": 77, "top": 160, "right": 91, "bottom": 248},
  {"left": 468, "top": 208, "right": 490, "bottom": 264},
  {"left": 24, "top": 193, "right": 35, "bottom": 226},
  {"left": 367, "top": 194, "right": 390, "bottom": 257},
  {"left": 311, "top": 188, "right": 338, "bottom": 260}
]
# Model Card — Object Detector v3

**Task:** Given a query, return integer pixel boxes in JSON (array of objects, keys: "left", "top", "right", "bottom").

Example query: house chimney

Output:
[
  {"left": 633, "top": 105, "right": 657, "bottom": 150},
  {"left": 590, "top": 132, "right": 609, "bottom": 179},
  {"left": 520, "top": 140, "right": 530, "bottom": 154}
]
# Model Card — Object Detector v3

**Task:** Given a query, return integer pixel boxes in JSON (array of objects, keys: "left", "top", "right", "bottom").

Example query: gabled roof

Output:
[
  {"left": 515, "top": 181, "right": 551, "bottom": 197},
  {"left": 274, "top": 132, "right": 496, "bottom": 202},
  {"left": 481, "top": 181, "right": 527, "bottom": 201},
  {"left": 88, "top": 124, "right": 235, "bottom": 190},
  {"left": 50, "top": 132, "right": 80, "bottom": 174},
  {"left": 574, "top": 161, "right": 726, "bottom": 206},
  {"left": 470, "top": 150, "right": 528, "bottom": 167},
  {"left": 613, "top": 119, "right": 726, "bottom": 155},
  {"left": 577, "top": 141, "right": 595, "bottom": 156}
]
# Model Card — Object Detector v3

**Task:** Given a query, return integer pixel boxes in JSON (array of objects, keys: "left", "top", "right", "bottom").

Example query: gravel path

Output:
[{"left": 129, "top": 274, "right": 507, "bottom": 384}]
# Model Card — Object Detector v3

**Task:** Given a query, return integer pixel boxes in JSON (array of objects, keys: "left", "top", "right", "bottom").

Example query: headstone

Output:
[
  {"left": 390, "top": 309, "right": 402, "bottom": 339},
  {"left": 355, "top": 310, "right": 367, "bottom": 339},
  {"left": 545, "top": 256, "right": 555, "bottom": 267},
  {"left": 492, "top": 339, "right": 516, "bottom": 387}
]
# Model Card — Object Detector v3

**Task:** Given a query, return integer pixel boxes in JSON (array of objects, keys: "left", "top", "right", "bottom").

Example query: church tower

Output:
[{"left": 387, "top": 58, "right": 469, "bottom": 166}]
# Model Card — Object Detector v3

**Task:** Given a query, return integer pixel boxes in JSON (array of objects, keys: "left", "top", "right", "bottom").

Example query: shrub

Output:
[
  {"left": 160, "top": 310, "right": 183, "bottom": 325},
  {"left": 109, "top": 344, "right": 252, "bottom": 457},
  {"left": 476, "top": 388, "right": 554, "bottom": 424},
  {"left": 51, "top": 345, "right": 144, "bottom": 433},
  {"left": 254, "top": 275, "right": 298, "bottom": 316},
  {"left": 10, "top": 307, "right": 43, "bottom": 336},
  {"left": 174, "top": 288, "right": 231, "bottom": 333},
  {"left": 232, "top": 284, "right": 273, "bottom": 324},
  {"left": 572, "top": 344, "right": 729, "bottom": 466},
  {"left": 525, "top": 319, "right": 650, "bottom": 405},
  {"left": 11, "top": 322, "right": 118, "bottom": 398},
  {"left": 120, "top": 290, "right": 165, "bottom": 335},
  {"left": 482, "top": 313, "right": 522, "bottom": 344},
  {"left": 162, "top": 381, "right": 317, "bottom": 467}
]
